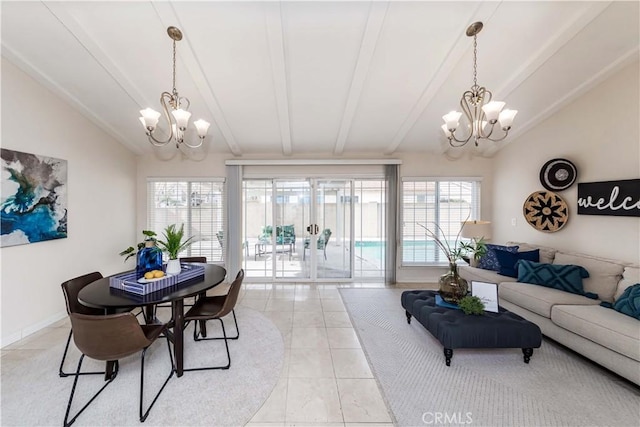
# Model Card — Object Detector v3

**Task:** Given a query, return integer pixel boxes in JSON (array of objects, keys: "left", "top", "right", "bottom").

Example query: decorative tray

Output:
[{"left": 109, "top": 263, "right": 205, "bottom": 295}]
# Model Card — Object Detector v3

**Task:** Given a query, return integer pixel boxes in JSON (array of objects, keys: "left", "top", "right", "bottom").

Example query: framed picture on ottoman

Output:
[{"left": 472, "top": 281, "right": 499, "bottom": 313}]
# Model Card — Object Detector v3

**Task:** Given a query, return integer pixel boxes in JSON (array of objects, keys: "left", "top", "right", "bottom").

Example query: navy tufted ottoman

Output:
[{"left": 401, "top": 290, "right": 542, "bottom": 366}]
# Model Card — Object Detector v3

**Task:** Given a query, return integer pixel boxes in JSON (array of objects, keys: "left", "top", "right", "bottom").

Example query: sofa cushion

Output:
[
  {"left": 499, "top": 281, "right": 600, "bottom": 319},
  {"left": 507, "top": 241, "right": 557, "bottom": 264},
  {"left": 515, "top": 260, "right": 592, "bottom": 297},
  {"left": 477, "top": 244, "right": 518, "bottom": 271},
  {"left": 553, "top": 252, "right": 625, "bottom": 303},
  {"left": 551, "top": 304, "right": 640, "bottom": 362},
  {"left": 495, "top": 249, "right": 540, "bottom": 278},
  {"left": 615, "top": 266, "right": 640, "bottom": 301},
  {"left": 458, "top": 265, "right": 508, "bottom": 285},
  {"left": 612, "top": 284, "right": 640, "bottom": 320}
]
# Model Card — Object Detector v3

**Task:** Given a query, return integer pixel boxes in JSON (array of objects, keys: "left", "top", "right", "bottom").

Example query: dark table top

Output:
[{"left": 78, "top": 264, "right": 227, "bottom": 309}]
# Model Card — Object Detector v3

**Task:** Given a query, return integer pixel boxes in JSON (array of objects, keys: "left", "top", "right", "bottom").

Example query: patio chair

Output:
[
  {"left": 259, "top": 225, "right": 296, "bottom": 247},
  {"left": 216, "top": 230, "right": 249, "bottom": 258},
  {"left": 303, "top": 228, "right": 332, "bottom": 260}
]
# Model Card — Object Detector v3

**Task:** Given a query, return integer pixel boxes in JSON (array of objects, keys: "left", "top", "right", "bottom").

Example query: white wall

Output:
[
  {"left": 492, "top": 60, "right": 640, "bottom": 264},
  {"left": 0, "top": 58, "right": 138, "bottom": 346}
]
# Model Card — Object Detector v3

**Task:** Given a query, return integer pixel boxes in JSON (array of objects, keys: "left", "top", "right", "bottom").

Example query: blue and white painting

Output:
[{"left": 1, "top": 149, "right": 67, "bottom": 247}]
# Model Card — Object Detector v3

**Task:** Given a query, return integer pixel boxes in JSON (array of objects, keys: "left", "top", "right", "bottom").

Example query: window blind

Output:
[
  {"left": 401, "top": 179, "right": 481, "bottom": 265},
  {"left": 147, "top": 180, "right": 225, "bottom": 262}
]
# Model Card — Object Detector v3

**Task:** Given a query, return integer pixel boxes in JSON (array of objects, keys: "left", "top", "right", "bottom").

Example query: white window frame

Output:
[
  {"left": 147, "top": 178, "right": 226, "bottom": 263},
  {"left": 401, "top": 177, "right": 482, "bottom": 266}
]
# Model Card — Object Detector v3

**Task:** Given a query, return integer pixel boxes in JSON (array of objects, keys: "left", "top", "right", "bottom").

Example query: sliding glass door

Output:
[{"left": 242, "top": 178, "right": 384, "bottom": 281}]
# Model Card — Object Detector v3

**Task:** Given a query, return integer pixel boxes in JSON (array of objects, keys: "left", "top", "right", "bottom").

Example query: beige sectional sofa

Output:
[{"left": 458, "top": 241, "right": 640, "bottom": 386}]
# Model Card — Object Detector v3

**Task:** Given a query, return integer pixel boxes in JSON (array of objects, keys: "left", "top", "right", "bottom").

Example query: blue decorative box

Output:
[
  {"left": 110, "top": 263, "right": 205, "bottom": 295},
  {"left": 435, "top": 294, "right": 461, "bottom": 310}
]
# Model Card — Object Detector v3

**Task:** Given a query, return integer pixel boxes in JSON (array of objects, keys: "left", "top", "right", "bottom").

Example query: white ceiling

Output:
[{"left": 2, "top": 1, "right": 638, "bottom": 159}]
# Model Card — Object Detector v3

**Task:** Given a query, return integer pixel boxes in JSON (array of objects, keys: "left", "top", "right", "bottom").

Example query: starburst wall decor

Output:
[{"left": 523, "top": 191, "right": 568, "bottom": 232}]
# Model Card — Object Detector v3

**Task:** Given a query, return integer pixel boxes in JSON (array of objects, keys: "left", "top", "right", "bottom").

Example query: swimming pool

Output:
[{"left": 355, "top": 240, "right": 449, "bottom": 263}]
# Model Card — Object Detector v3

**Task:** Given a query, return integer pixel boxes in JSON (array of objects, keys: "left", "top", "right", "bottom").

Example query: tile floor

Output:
[
  {"left": 240, "top": 282, "right": 394, "bottom": 427},
  {"left": 1, "top": 281, "right": 435, "bottom": 427}
]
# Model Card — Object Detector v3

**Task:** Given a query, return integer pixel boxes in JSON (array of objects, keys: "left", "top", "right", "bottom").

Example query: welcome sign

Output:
[{"left": 577, "top": 179, "right": 640, "bottom": 217}]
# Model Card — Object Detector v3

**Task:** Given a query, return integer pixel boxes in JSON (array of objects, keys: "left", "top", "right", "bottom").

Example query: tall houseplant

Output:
[
  {"left": 416, "top": 221, "right": 469, "bottom": 303},
  {"left": 157, "top": 224, "right": 194, "bottom": 275}
]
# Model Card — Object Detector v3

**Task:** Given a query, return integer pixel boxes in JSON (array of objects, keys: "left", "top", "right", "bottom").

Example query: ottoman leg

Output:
[
  {"left": 444, "top": 348, "right": 453, "bottom": 366},
  {"left": 405, "top": 310, "right": 412, "bottom": 324},
  {"left": 522, "top": 348, "right": 533, "bottom": 363}
]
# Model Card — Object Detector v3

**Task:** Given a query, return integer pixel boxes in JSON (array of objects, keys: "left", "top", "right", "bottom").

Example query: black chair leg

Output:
[
  {"left": 63, "top": 355, "right": 117, "bottom": 427},
  {"left": 193, "top": 310, "right": 239, "bottom": 340},
  {"left": 139, "top": 335, "right": 175, "bottom": 422},
  {"left": 59, "top": 329, "right": 104, "bottom": 378},
  {"left": 185, "top": 318, "right": 231, "bottom": 371}
]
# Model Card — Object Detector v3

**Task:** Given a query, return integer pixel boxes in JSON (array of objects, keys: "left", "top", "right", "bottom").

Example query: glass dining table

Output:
[{"left": 78, "top": 263, "right": 227, "bottom": 377}]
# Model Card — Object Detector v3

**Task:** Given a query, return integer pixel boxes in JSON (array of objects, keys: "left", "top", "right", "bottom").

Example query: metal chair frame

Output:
[{"left": 182, "top": 269, "right": 244, "bottom": 372}]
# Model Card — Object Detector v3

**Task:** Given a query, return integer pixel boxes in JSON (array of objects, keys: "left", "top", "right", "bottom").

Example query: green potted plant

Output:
[
  {"left": 119, "top": 230, "right": 159, "bottom": 261},
  {"left": 459, "top": 237, "right": 488, "bottom": 267},
  {"left": 157, "top": 223, "right": 194, "bottom": 275},
  {"left": 458, "top": 295, "right": 485, "bottom": 315}
]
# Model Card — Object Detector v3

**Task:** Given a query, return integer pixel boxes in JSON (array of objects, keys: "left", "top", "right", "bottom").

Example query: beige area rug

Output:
[
  {"left": 340, "top": 288, "right": 640, "bottom": 427},
  {"left": 1, "top": 306, "right": 284, "bottom": 426}
]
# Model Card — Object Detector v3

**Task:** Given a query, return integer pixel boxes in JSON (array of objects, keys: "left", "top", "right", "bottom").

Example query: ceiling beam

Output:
[
  {"left": 1, "top": 43, "right": 143, "bottom": 155},
  {"left": 152, "top": 2, "right": 243, "bottom": 156},
  {"left": 333, "top": 1, "right": 389, "bottom": 156},
  {"left": 383, "top": 1, "right": 499, "bottom": 155},
  {"left": 483, "top": 46, "right": 638, "bottom": 158},
  {"left": 494, "top": 2, "right": 612, "bottom": 99},
  {"left": 265, "top": 2, "right": 293, "bottom": 156}
]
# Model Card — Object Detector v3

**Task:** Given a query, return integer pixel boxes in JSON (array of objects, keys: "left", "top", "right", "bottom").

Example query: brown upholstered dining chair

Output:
[
  {"left": 151, "top": 257, "right": 209, "bottom": 317},
  {"left": 59, "top": 272, "right": 113, "bottom": 377},
  {"left": 63, "top": 312, "right": 174, "bottom": 426},
  {"left": 182, "top": 269, "right": 244, "bottom": 371}
]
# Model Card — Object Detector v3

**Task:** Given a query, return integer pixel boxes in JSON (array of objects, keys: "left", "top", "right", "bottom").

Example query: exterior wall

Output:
[
  {"left": 492, "top": 60, "right": 639, "bottom": 264},
  {"left": 0, "top": 58, "right": 137, "bottom": 346}
]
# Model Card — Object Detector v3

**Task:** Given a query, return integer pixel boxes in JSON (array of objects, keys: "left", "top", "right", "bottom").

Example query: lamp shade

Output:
[{"left": 460, "top": 220, "right": 491, "bottom": 239}]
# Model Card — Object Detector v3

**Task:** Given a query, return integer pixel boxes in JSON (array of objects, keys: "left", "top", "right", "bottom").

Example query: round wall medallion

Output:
[
  {"left": 539, "top": 158, "right": 577, "bottom": 191},
  {"left": 523, "top": 191, "right": 569, "bottom": 233}
]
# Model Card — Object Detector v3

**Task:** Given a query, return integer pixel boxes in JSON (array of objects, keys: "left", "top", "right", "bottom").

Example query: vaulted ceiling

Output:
[{"left": 2, "top": 1, "right": 638, "bottom": 159}]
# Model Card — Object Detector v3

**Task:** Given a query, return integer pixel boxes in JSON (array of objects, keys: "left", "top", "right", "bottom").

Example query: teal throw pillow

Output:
[
  {"left": 495, "top": 249, "right": 540, "bottom": 278},
  {"left": 516, "top": 260, "right": 592, "bottom": 297},
  {"left": 612, "top": 283, "right": 640, "bottom": 320},
  {"left": 477, "top": 244, "right": 519, "bottom": 271}
]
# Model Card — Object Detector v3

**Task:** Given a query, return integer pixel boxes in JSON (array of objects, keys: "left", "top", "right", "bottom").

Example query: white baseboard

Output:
[{"left": 1, "top": 310, "right": 67, "bottom": 348}]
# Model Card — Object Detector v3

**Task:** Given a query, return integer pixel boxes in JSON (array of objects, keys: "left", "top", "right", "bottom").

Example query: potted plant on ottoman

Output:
[{"left": 157, "top": 224, "right": 194, "bottom": 275}]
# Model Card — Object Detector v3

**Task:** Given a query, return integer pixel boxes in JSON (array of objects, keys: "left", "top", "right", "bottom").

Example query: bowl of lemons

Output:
[{"left": 137, "top": 270, "right": 168, "bottom": 283}]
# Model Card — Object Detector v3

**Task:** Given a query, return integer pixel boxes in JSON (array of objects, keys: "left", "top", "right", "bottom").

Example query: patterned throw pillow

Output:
[
  {"left": 477, "top": 244, "right": 519, "bottom": 271},
  {"left": 516, "top": 259, "right": 593, "bottom": 297},
  {"left": 494, "top": 249, "right": 540, "bottom": 278},
  {"left": 612, "top": 283, "right": 640, "bottom": 320}
]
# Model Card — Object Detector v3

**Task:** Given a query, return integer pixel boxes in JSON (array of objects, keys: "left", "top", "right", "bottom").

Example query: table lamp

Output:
[{"left": 460, "top": 220, "right": 492, "bottom": 266}]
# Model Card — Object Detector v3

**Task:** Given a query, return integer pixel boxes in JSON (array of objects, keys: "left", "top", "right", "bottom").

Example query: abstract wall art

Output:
[{"left": 1, "top": 149, "right": 68, "bottom": 247}]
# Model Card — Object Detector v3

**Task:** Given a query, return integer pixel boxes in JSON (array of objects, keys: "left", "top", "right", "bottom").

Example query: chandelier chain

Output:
[
  {"left": 472, "top": 35, "right": 477, "bottom": 89},
  {"left": 172, "top": 39, "right": 177, "bottom": 95}
]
